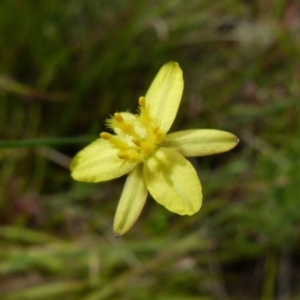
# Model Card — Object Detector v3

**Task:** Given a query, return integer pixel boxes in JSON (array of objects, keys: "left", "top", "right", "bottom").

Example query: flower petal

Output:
[
  {"left": 113, "top": 164, "right": 148, "bottom": 236},
  {"left": 144, "top": 148, "right": 202, "bottom": 215},
  {"left": 163, "top": 129, "right": 239, "bottom": 157},
  {"left": 70, "top": 138, "right": 136, "bottom": 182},
  {"left": 145, "top": 62, "right": 183, "bottom": 134}
]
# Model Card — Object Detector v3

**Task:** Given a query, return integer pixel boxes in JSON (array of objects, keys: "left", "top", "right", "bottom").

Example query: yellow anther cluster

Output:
[{"left": 100, "top": 97, "right": 164, "bottom": 163}]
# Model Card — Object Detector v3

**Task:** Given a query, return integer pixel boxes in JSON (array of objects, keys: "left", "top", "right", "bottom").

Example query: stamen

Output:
[
  {"left": 122, "top": 123, "right": 135, "bottom": 136},
  {"left": 132, "top": 138, "right": 141, "bottom": 146},
  {"left": 100, "top": 132, "right": 112, "bottom": 140},
  {"left": 101, "top": 95, "right": 164, "bottom": 164},
  {"left": 118, "top": 151, "right": 143, "bottom": 162},
  {"left": 110, "top": 137, "right": 129, "bottom": 150},
  {"left": 138, "top": 96, "right": 153, "bottom": 129},
  {"left": 105, "top": 118, "right": 117, "bottom": 130},
  {"left": 118, "top": 152, "right": 129, "bottom": 160},
  {"left": 114, "top": 113, "right": 124, "bottom": 122},
  {"left": 138, "top": 96, "right": 146, "bottom": 107}
]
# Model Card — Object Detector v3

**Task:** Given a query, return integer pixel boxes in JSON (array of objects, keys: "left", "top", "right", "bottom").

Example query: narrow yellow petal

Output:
[
  {"left": 145, "top": 62, "right": 183, "bottom": 134},
  {"left": 144, "top": 148, "right": 202, "bottom": 215},
  {"left": 163, "top": 129, "right": 239, "bottom": 157},
  {"left": 113, "top": 164, "right": 148, "bottom": 236},
  {"left": 70, "top": 138, "right": 136, "bottom": 182}
]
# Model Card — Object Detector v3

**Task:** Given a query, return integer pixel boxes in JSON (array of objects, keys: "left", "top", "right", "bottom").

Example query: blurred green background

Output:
[{"left": 1, "top": 1, "right": 300, "bottom": 299}]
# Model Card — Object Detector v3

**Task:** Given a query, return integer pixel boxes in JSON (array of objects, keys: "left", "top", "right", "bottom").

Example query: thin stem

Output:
[{"left": 0, "top": 136, "right": 95, "bottom": 148}]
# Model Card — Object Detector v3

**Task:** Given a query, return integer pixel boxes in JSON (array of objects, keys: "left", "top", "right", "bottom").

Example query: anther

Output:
[
  {"left": 114, "top": 113, "right": 124, "bottom": 122},
  {"left": 118, "top": 150, "right": 143, "bottom": 162},
  {"left": 118, "top": 151, "right": 129, "bottom": 160},
  {"left": 132, "top": 138, "right": 141, "bottom": 146},
  {"left": 138, "top": 96, "right": 146, "bottom": 107},
  {"left": 100, "top": 132, "right": 112, "bottom": 140}
]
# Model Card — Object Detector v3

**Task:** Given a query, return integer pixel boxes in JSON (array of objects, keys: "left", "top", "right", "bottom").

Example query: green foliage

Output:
[{"left": 1, "top": 0, "right": 300, "bottom": 299}]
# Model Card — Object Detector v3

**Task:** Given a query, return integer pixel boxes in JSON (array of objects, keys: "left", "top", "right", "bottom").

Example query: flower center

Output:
[{"left": 100, "top": 97, "right": 164, "bottom": 163}]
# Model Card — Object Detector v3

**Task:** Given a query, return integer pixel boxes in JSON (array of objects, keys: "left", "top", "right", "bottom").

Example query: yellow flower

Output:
[{"left": 70, "top": 62, "right": 239, "bottom": 236}]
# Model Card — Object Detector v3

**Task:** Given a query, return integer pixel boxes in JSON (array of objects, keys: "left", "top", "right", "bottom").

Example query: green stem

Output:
[
  {"left": 261, "top": 249, "right": 277, "bottom": 300},
  {"left": 0, "top": 136, "right": 95, "bottom": 148}
]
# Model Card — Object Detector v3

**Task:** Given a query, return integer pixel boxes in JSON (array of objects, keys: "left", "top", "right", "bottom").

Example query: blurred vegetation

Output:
[{"left": 1, "top": 0, "right": 300, "bottom": 299}]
